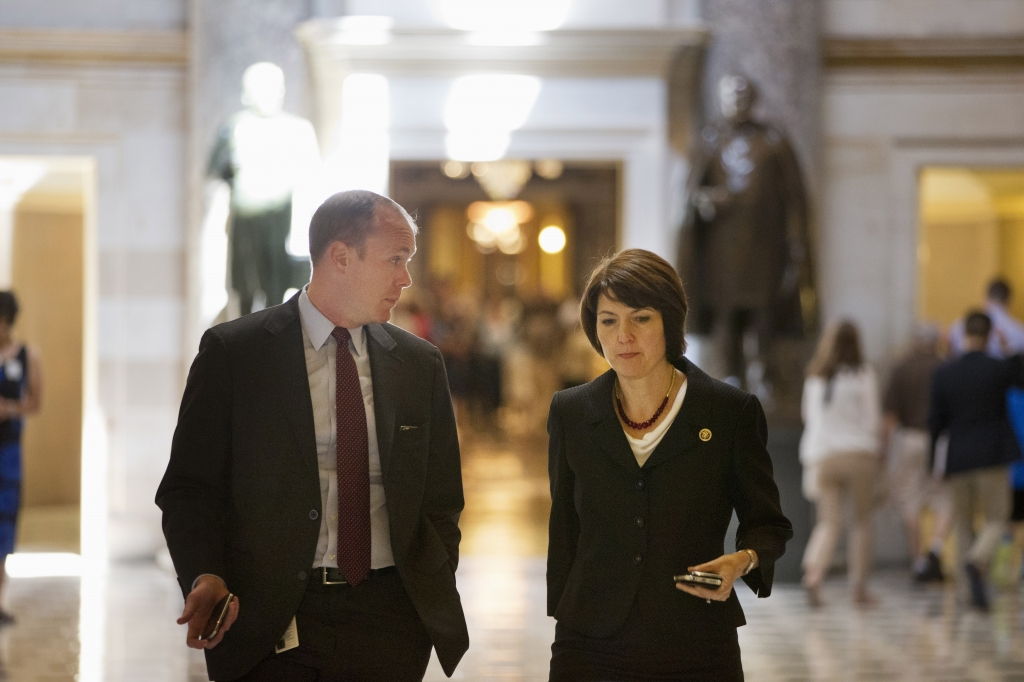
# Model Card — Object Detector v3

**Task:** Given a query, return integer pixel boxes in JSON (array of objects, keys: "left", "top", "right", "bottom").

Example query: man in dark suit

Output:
[
  {"left": 157, "top": 190, "right": 468, "bottom": 680},
  {"left": 930, "top": 311, "right": 1024, "bottom": 610}
]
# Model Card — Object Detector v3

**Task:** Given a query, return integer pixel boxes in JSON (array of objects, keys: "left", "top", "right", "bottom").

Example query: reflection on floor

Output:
[{"left": 2, "top": 432, "right": 1024, "bottom": 681}]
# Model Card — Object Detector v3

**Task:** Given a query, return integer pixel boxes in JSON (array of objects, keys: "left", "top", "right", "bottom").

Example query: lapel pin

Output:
[{"left": 699, "top": 428, "right": 712, "bottom": 442}]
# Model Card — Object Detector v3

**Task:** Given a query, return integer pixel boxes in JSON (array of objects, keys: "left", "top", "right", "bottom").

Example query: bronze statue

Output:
[
  {"left": 208, "top": 62, "right": 320, "bottom": 315},
  {"left": 678, "top": 75, "right": 816, "bottom": 399}
]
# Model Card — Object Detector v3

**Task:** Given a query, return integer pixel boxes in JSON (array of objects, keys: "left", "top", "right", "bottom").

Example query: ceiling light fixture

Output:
[
  {"left": 538, "top": 225, "right": 567, "bottom": 254},
  {"left": 465, "top": 200, "right": 534, "bottom": 255},
  {"left": 443, "top": 75, "right": 541, "bottom": 162}
]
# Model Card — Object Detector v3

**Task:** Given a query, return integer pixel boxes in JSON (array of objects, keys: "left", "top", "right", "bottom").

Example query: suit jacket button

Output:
[
  {"left": 309, "top": 509, "right": 319, "bottom": 520},
  {"left": 635, "top": 517, "right": 644, "bottom": 528},
  {"left": 635, "top": 479, "right": 645, "bottom": 491},
  {"left": 298, "top": 570, "right": 308, "bottom": 581},
  {"left": 634, "top": 554, "right": 643, "bottom": 564}
]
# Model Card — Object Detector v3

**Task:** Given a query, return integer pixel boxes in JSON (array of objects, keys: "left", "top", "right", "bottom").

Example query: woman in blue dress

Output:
[{"left": 0, "top": 292, "right": 42, "bottom": 625}]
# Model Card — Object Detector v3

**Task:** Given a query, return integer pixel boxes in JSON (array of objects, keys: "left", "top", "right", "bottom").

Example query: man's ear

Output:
[{"left": 326, "top": 240, "right": 351, "bottom": 272}]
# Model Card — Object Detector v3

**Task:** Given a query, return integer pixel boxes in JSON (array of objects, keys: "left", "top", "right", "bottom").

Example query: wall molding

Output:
[
  {"left": 296, "top": 24, "right": 708, "bottom": 78},
  {"left": 825, "top": 35, "right": 1024, "bottom": 69},
  {"left": 0, "top": 29, "right": 187, "bottom": 67}
]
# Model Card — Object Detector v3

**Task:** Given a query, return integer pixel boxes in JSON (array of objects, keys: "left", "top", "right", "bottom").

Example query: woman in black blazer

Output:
[{"left": 547, "top": 249, "right": 793, "bottom": 681}]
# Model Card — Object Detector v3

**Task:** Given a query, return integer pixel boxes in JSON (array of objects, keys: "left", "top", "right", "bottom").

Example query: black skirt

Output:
[{"left": 549, "top": 600, "right": 744, "bottom": 682}]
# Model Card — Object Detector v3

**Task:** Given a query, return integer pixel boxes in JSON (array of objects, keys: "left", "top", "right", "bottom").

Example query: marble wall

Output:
[
  {"left": 817, "top": 1, "right": 1024, "bottom": 564},
  {"left": 0, "top": 18, "right": 188, "bottom": 557},
  {"left": 825, "top": 0, "right": 1024, "bottom": 36},
  {"left": 819, "top": 67, "right": 1024, "bottom": 362},
  {"left": 0, "top": 0, "right": 184, "bottom": 29}
]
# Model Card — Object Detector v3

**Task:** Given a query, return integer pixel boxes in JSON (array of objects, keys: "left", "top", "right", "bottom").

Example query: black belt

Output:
[{"left": 312, "top": 565, "right": 396, "bottom": 586}]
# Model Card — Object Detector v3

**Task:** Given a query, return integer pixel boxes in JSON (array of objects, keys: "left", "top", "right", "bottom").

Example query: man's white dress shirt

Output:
[
  {"left": 298, "top": 289, "right": 395, "bottom": 570},
  {"left": 949, "top": 302, "right": 1024, "bottom": 359}
]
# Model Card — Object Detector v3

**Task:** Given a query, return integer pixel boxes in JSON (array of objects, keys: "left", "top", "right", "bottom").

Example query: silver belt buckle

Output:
[{"left": 322, "top": 568, "right": 347, "bottom": 586}]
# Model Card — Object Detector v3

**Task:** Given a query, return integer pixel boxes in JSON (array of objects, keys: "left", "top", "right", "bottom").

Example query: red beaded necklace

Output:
[{"left": 615, "top": 369, "right": 676, "bottom": 431}]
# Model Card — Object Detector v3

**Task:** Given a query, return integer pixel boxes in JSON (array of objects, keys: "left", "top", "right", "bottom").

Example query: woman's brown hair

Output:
[
  {"left": 579, "top": 249, "right": 688, "bottom": 362},
  {"left": 806, "top": 319, "right": 863, "bottom": 380}
]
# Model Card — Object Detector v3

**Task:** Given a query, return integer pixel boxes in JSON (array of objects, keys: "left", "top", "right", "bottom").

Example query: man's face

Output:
[{"left": 342, "top": 209, "right": 416, "bottom": 326}]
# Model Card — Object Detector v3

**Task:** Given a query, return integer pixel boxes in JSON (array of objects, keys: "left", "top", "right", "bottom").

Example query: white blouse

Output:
[
  {"left": 624, "top": 376, "right": 688, "bottom": 467},
  {"left": 799, "top": 366, "right": 880, "bottom": 466}
]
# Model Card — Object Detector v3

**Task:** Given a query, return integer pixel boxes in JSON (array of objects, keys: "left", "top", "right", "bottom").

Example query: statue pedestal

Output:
[
  {"left": 763, "top": 337, "right": 816, "bottom": 427},
  {"left": 764, "top": 425, "right": 812, "bottom": 583},
  {"left": 724, "top": 425, "right": 811, "bottom": 584}
]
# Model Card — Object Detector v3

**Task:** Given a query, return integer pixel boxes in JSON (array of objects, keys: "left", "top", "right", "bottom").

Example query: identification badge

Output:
[
  {"left": 3, "top": 359, "right": 22, "bottom": 382},
  {"left": 275, "top": 616, "right": 299, "bottom": 654}
]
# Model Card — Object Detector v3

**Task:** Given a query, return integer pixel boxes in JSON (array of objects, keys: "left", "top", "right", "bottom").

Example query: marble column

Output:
[{"left": 699, "top": 0, "right": 821, "bottom": 188}]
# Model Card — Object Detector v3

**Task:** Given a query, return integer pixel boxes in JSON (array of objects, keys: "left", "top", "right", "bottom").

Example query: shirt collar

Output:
[{"left": 298, "top": 287, "right": 367, "bottom": 356}]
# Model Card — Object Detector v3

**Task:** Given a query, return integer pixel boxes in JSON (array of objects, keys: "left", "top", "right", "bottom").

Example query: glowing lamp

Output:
[{"left": 538, "top": 225, "right": 566, "bottom": 254}]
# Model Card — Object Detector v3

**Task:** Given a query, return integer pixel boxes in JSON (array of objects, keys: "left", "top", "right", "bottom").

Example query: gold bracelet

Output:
[{"left": 741, "top": 549, "right": 757, "bottom": 576}]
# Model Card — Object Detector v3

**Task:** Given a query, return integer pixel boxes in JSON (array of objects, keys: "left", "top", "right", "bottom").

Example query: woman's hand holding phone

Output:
[{"left": 674, "top": 551, "right": 753, "bottom": 602}]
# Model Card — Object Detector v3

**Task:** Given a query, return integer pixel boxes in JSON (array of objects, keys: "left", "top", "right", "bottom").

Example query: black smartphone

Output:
[
  {"left": 200, "top": 593, "right": 235, "bottom": 641},
  {"left": 673, "top": 571, "right": 724, "bottom": 588}
]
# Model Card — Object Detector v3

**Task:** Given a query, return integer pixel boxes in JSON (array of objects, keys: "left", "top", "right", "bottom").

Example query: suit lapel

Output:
[
  {"left": 641, "top": 357, "right": 713, "bottom": 470},
  {"left": 366, "top": 323, "right": 402, "bottom": 483},
  {"left": 263, "top": 297, "right": 318, "bottom": 478},
  {"left": 584, "top": 371, "right": 641, "bottom": 472}
]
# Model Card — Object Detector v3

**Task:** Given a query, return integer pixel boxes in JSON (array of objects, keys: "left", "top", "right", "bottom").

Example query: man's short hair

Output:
[
  {"left": 964, "top": 310, "right": 992, "bottom": 339},
  {"left": 0, "top": 291, "right": 18, "bottom": 325},
  {"left": 579, "top": 249, "right": 688, "bottom": 362},
  {"left": 308, "top": 190, "right": 417, "bottom": 264},
  {"left": 987, "top": 278, "right": 1011, "bottom": 304}
]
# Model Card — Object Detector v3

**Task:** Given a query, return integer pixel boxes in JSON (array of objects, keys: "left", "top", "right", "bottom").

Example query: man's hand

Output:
[
  {"left": 178, "top": 575, "right": 240, "bottom": 649},
  {"left": 675, "top": 551, "right": 753, "bottom": 602}
]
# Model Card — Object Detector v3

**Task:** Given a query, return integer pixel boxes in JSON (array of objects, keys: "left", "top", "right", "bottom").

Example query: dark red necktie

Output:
[{"left": 331, "top": 327, "right": 371, "bottom": 586}]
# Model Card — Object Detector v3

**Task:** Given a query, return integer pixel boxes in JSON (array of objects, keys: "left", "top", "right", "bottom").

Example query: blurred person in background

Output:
[
  {"left": 950, "top": 281, "right": 1024, "bottom": 592},
  {"left": 950, "top": 279, "right": 1024, "bottom": 358},
  {"left": 389, "top": 299, "right": 437, "bottom": 351},
  {"left": 432, "top": 285, "right": 477, "bottom": 426},
  {"left": 800, "top": 320, "right": 882, "bottom": 607},
  {"left": 1008, "top": 388, "right": 1024, "bottom": 588},
  {"left": 930, "top": 311, "right": 1024, "bottom": 611},
  {"left": 520, "top": 298, "right": 564, "bottom": 433},
  {"left": 0, "top": 291, "right": 42, "bottom": 625},
  {"left": 547, "top": 249, "right": 792, "bottom": 682},
  {"left": 556, "top": 298, "right": 597, "bottom": 391},
  {"left": 881, "top": 323, "right": 951, "bottom": 583},
  {"left": 473, "top": 295, "right": 517, "bottom": 433}
]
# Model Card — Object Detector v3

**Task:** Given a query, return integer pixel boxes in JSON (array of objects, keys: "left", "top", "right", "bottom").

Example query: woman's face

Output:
[{"left": 595, "top": 293, "right": 667, "bottom": 380}]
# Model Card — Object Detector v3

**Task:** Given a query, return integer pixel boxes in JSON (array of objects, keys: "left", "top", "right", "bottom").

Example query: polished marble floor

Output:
[{"left": 2, "top": 431, "right": 1024, "bottom": 681}]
